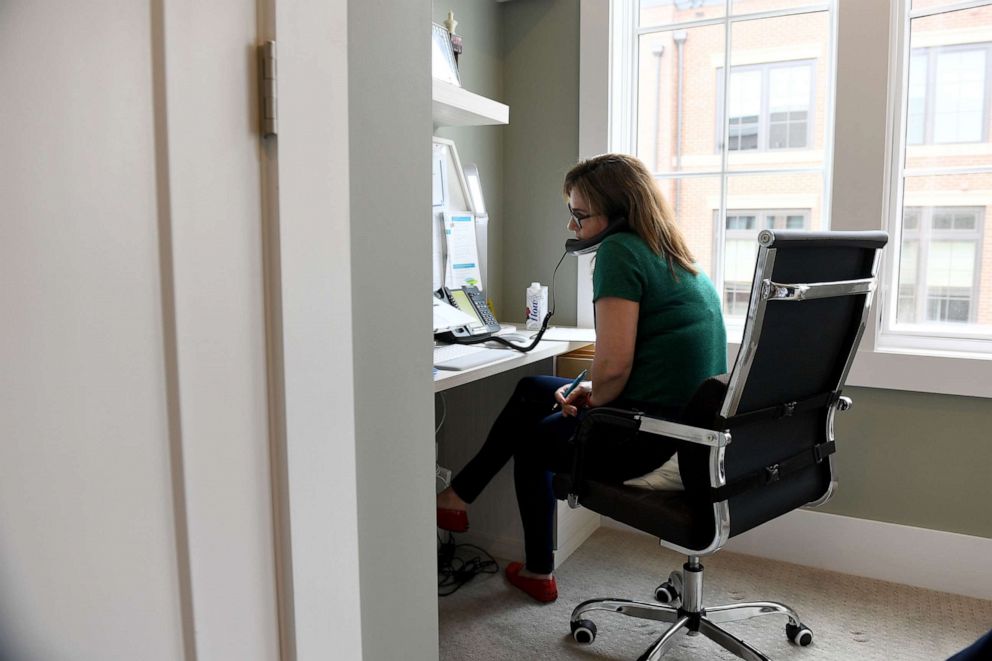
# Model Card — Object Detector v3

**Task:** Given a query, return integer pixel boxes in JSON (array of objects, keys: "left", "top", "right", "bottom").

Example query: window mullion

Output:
[
  {"left": 908, "top": 0, "right": 992, "bottom": 21},
  {"left": 717, "top": 0, "right": 733, "bottom": 303},
  {"left": 975, "top": 212, "right": 986, "bottom": 323},
  {"left": 985, "top": 44, "right": 992, "bottom": 143},
  {"left": 918, "top": 208, "right": 932, "bottom": 322},
  {"left": 926, "top": 48, "right": 937, "bottom": 145},
  {"left": 760, "top": 65, "right": 769, "bottom": 151}
]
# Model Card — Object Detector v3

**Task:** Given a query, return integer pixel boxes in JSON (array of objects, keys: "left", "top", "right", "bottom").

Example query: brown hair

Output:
[{"left": 563, "top": 153, "right": 697, "bottom": 276}]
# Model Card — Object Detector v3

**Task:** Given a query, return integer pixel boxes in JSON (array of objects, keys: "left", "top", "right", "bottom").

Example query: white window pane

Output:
[
  {"left": 652, "top": 176, "right": 723, "bottom": 277},
  {"left": 638, "top": 25, "right": 726, "bottom": 174},
  {"left": 912, "top": 0, "right": 977, "bottom": 10},
  {"left": 933, "top": 49, "right": 986, "bottom": 143},
  {"left": 725, "top": 239, "right": 758, "bottom": 281},
  {"left": 639, "top": 0, "right": 725, "bottom": 29},
  {"left": 732, "top": 0, "right": 817, "bottom": 14},
  {"left": 769, "top": 65, "right": 810, "bottom": 112},
  {"left": 622, "top": 5, "right": 834, "bottom": 337},
  {"left": 729, "top": 69, "right": 762, "bottom": 117},
  {"left": 907, "top": 51, "right": 927, "bottom": 144},
  {"left": 899, "top": 176, "right": 990, "bottom": 336},
  {"left": 927, "top": 241, "right": 975, "bottom": 287},
  {"left": 728, "top": 11, "right": 828, "bottom": 167},
  {"left": 899, "top": 238, "right": 919, "bottom": 285},
  {"left": 889, "top": 8, "right": 992, "bottom": 344}
]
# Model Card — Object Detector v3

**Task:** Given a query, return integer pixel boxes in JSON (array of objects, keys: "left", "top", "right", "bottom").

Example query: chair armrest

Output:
[
  {"left": 562, "top": 408, "right": 731, "bottom": 505},
  {"left": 565, "top": 407, "right": 642, "bottom": 504},
  {"left": 638, "top": 416, "right": 731, "bottom": 448}
]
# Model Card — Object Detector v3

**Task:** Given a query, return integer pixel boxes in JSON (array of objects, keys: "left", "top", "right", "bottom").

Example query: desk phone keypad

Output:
[{"left": 466, "top": 286, "right": 499, "bottom": 330}]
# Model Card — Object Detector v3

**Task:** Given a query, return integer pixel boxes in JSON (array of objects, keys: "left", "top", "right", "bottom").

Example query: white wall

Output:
[
  {"left": 1, "top": 0, "right": 440, "bottom": 658},
  {"left": 0, "top": 3, "right": 185, "bottom": 657},
  {"left": 0, "top": 1, "right": 280, "bottom": 659},
  {"left": 348, "top": 0, "right": 440, "bottom": 659},
  {"left": 273, "top": 0, "right": 365, "bottom": 658}
]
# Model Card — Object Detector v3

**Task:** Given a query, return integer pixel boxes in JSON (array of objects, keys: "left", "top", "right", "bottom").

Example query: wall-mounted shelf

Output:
[{"left": 433, "top": 79, "right": 509, "bottom": 128}]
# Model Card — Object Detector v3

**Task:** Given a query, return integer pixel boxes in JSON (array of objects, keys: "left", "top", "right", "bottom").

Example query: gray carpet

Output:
[{"left": 438, "top": 527, "right": 991, "bottom": 660}]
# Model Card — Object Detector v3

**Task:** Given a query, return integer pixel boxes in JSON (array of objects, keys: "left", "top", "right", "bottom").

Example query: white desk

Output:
[
  {"left": 433, "top": 335, "right": 600, "bottom": 568},
  {"left": 434, "top": 339, "right": 589, "bottom": 392}
]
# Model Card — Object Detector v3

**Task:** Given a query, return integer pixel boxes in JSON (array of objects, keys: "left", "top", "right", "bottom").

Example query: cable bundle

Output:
[{"left": 437, "top": 532, "right": 498, "bottom": 597}]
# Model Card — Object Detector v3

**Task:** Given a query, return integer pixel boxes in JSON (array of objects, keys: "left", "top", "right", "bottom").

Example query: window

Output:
[
  {"left": 716, "top": 61, "right": 815, "bottom": 151},
  {"left": 584, "top": 0, "right": 992, "bottom": 394},
  {"left": 897, "top": 207, "right": 982, "bottom": 324},
  {"left": 907, "top": 44, "right": 990, "bottom": 145},
  {"left": 621, "top": 0, "right": 835, "bottom": 331},
  {"left": 884, "top": 1, "right": 992, "bottom": 347}
]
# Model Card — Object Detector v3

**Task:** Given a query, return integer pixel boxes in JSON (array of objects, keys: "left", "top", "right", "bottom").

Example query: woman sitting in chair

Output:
[{"left": 436, "top": 153, "right": 727, "bottom": 602}]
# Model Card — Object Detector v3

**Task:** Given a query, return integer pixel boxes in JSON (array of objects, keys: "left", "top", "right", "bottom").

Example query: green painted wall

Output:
[
  {"left": 441, "top": 1, "right": 992, "bottom": 539},
  {"left": 432, "top": 1, "right": 508, "bottom": 316},
  {"left": 823, "top": 387, "right": 992, "bottom": 537},
  {"left": 501, "top": 0, "right": 581, "bottom": 325}
]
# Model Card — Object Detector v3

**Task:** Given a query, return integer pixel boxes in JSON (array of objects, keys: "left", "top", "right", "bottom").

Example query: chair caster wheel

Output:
[
  {"left": 654, "top": 571, "right": 682, "bottom": 604},
  {"left": 654, "top": 583, "right": 678, "bottom": 603},
  {"left": 786, "top": 622, "right": 813, "bottom": 646},
  {"left": 571, "top": 619, "right": 597, "bottom": 644}
]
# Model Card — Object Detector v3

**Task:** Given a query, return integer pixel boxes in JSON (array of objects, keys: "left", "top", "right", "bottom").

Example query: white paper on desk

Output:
[
  {"left": 443, "top": 211, "right": 483, "bottom": 290},
  {"left": 540, "top": 327, "right": 597, "bottom": 342},
  {"left": 432, "top": 296, "right": 478, "bottom": 332}
]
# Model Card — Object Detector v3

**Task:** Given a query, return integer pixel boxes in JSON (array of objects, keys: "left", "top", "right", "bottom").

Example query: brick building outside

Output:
[{"left": 634, "top": 0, "right": 992, "bottom": 329}]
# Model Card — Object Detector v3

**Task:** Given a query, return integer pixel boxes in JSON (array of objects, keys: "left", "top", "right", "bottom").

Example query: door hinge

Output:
[{"left": 259, "top": 41, "right": 277, "bottom": 137}]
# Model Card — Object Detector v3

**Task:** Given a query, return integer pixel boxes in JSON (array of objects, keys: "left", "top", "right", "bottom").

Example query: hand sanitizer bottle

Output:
[{"left": 526, "top": 282, "right": 548, "bottom": 330}]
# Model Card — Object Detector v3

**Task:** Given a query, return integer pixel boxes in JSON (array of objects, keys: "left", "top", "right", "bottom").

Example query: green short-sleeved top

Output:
[{"left": 592, "top": 231, "right": 727, "bottom": 409}]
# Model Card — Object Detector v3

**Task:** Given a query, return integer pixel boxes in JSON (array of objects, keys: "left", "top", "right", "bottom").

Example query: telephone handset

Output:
[
  {"left": 435, "top": 285, "right": 500, "bottom": 342},
  {"left": 565, "top": 216, "right": 630, "bottom": 255}
]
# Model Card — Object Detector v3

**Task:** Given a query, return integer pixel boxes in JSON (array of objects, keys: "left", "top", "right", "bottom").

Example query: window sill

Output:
[{"left": 845, "top": 347, "right": 992, "bottom": 399}]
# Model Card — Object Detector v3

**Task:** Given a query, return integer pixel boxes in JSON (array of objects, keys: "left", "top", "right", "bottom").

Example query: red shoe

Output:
[
  {"left": 505, "top": 561, "right": 558, "bottom": 603},
  {"left": 437, "top": 507, "right": 469, "bottom": 533}
]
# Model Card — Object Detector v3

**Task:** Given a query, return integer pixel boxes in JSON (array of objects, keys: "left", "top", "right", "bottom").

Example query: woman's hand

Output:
[{"left": 555, "top": 381, "right": 592, "bottom": 417}]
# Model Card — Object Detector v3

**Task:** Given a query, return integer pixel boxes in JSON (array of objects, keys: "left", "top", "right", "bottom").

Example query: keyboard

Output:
[{"left": 433, "top": 343, "right": 506, "bottom": 371}]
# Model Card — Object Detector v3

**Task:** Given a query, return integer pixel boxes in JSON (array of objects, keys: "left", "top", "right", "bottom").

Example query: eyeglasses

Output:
[{"left": 567, "top": 204, "right": 597, "bottom": 230}]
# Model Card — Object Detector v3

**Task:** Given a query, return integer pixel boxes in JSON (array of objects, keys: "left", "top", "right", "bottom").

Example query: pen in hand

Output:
[{"left": 552, "top": 369, "right": 588, "bottom": 412}]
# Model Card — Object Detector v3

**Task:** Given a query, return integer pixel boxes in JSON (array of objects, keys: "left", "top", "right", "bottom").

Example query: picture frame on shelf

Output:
[{"left": 431, "top": 22, "right": 460, "bottom": 87}]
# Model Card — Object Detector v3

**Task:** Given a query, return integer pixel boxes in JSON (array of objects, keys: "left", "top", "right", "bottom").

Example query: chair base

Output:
[{"left": 569, "top": 559, "right": 812, "bottom": 661}]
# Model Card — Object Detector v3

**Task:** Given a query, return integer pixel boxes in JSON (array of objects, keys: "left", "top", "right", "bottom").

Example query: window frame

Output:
[
  {"left": 579, "top": 0, "right": 992, "bottom": 399},
  {"left": 881, "top": 0, "right": 992, "bottom": 356}
]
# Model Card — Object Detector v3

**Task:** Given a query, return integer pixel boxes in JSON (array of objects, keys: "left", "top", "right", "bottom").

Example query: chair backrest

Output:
[{"left": 709, "top": 230, "right": 887, "bottom": 538}]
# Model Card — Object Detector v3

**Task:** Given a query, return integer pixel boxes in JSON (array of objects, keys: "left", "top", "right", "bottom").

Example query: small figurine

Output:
[{"left": 444, "top": 10, "right": 463, "bottom": 66}]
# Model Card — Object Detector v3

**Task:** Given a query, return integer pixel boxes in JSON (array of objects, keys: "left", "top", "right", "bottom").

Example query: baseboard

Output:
[{"left": 602, "top": 510, "right": 992, "bottom": 601}]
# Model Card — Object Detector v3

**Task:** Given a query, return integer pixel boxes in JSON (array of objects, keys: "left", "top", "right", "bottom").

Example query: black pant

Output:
[{"left": 450, "top": 376, "right": 678, "bottom": 574}]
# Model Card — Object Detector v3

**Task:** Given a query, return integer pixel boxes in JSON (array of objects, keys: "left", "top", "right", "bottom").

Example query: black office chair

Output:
[{"left": 554, "top": 229, "right": 888, "bottom": 661}]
